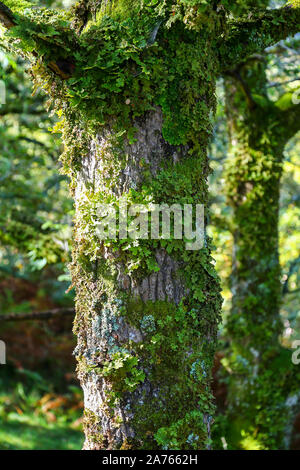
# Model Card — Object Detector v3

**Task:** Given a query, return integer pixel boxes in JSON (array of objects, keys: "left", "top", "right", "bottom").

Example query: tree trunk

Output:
[
  {"left": 225, "top": 70, "right": 284, "bottom": 348},
  {"left": 69, "top": 108, "right": 222, "bottom": 450},
  {"left": 223, "top": 58, "right": 299, "bottom": 449}
]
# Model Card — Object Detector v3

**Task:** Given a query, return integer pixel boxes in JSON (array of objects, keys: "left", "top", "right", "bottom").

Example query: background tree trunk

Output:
[{"left": 224, "top": 55, "right": 300, "bottom": 449}]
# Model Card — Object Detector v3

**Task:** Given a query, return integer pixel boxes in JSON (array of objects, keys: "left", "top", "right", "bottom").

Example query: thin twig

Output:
[
  {"left": 267, "top": 78, "right": 300, "bottom": 88},
  {"left": 0, "top": 307, "right": 75, "bottom": 322}
]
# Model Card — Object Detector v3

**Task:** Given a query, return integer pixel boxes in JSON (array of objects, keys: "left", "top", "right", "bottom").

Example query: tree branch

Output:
[
  {"left": 0, "top": 1, "right": 16, "bottom": 29},
  {"left": 0, "top": 307, "right": 75, "bottom": 322},
  {"left": 267, "top": 78, "right": 300, "bottom": 88},
  {"left": 219, "top": 5, "right": 300, "bottom": 71},
  {"left": 225, "top": 67, "right": 258, "bottom": 110}
]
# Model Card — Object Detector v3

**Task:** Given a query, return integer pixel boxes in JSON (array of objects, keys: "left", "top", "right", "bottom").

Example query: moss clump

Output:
[
  {"left": 83, "top": 409, "right": 105, "bottom": 448},
  {"left": 123, "top": 298, "right": 219, "bottom": 449}
]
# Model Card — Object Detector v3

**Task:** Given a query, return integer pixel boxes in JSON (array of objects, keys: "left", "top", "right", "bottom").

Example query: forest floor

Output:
[{"left": 0, "top": 413, "right": 83, "bottom": 450}]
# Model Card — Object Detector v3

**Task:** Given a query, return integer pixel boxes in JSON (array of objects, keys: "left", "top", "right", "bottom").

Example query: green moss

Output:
[
  {"left": 82, "top": 0, "right": 142, "bottom": 30},
  {"left": 83, "top": 409, "right": 105, "bottom": 448},
  {"left": 122, "top": 297, "right": 219, "bottom": 449}
]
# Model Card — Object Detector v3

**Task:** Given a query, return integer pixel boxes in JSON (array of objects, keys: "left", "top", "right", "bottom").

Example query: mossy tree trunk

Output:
[
  {"left": 71, "top": 107, "right": 223, "bottom": 450},
  {"left": 224, "top": 55, "right": 300, "bottom": 449},
  {"left": 1, "top": 0, "right": 299, "bottom": 450}
]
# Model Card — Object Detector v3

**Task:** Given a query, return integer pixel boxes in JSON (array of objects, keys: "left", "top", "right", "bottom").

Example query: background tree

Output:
[
  {"left": 219, "top": 1, "right": 300, "bottom": 449},
  {"left": 0, "top": 0, "right": 299, "bottom": 450}
]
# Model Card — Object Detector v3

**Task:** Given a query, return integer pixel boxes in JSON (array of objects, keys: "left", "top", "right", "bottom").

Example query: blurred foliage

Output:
[
  {"left": 0, "top": 50, "right": 73, "bottom": 277},
  {"left": 0, "top": 10, "right": 78, "bottom": 448}
]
